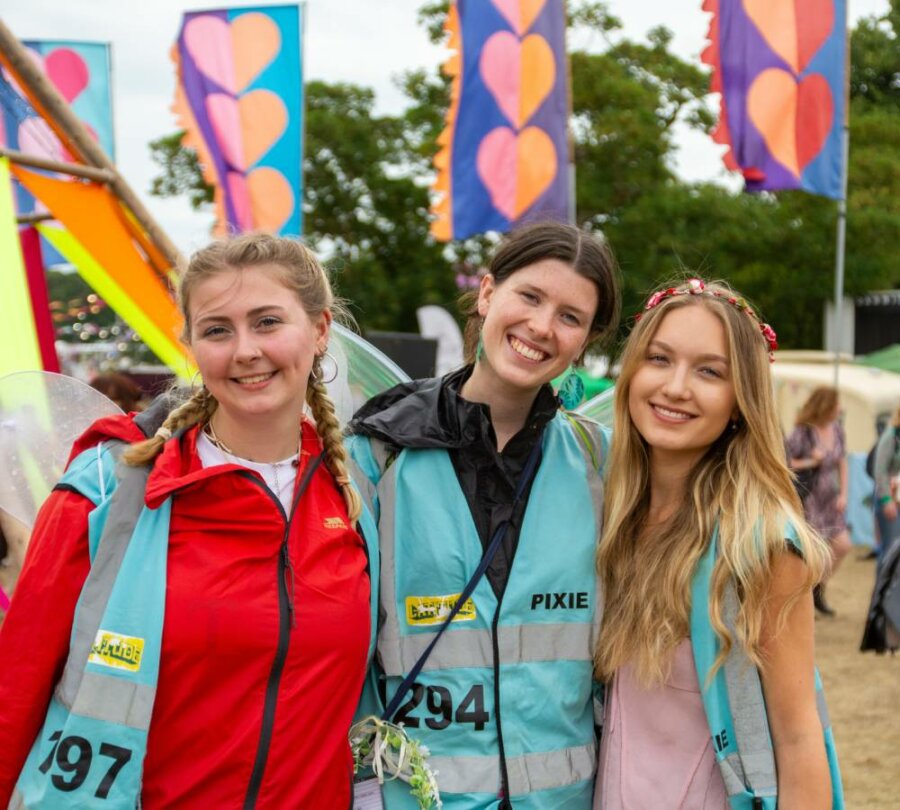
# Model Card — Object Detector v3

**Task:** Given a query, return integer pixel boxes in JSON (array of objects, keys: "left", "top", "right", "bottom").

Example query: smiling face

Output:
[
  {"left": 627, "top": 303, "right": 738, "bottom": 471},
  {"left": 475, "top": 258, "right": 598, "bottom": 399},
  {"left": 188, "top": 263, "right": 329, "bottom": 429}
]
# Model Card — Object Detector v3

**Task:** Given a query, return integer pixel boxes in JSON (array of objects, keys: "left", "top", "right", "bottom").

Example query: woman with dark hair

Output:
[
  {"left": 787, "top": 386, "right": 852, "bottom": 615},
  {"left": 347, "top": 222, "right": 621, "bottom": 809},
  {"left": 89, "top": 372, "right": 145, "bottom": 413}
]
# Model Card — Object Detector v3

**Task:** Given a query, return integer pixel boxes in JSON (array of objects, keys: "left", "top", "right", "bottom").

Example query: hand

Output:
[
  {"left": 885, "top": 501, "right": 898, "bottom": 523},
  {"left": 836, "top": 494, "right": 847, "bottom": 513},
  {"left": 809, "top": 448, "right": 825, "bottom": 467}
]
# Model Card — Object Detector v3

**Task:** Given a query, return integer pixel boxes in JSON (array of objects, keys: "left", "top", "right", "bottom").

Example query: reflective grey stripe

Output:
[
  {"left": 63, "top": 670, "right": 155, "bottom": 730},
  {"left": 8, "top": 787, "right": 25, "bottom": 810},
  {"left": 721, "top": 585, "right": 777, "bottom": 796},
  {"left": 383, "top": 622, "right": 593, "bottom": 675},
  {"left": 565, "top": 415, "right": 605, "bottom": 650},
  {"left": 427, "top": 742, "right": 596, "bottom": 796},
  {"left": 56, "top": 446, "right": 152, "bottom": 710},
  {"left": 375, "top": 450, "right": 402, "bottom": 676}
]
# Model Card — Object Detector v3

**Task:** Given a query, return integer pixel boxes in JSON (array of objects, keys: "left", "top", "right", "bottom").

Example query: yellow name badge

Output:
[
  {"left": 88, "top": 630, "right": 145, "bottom": 672},
  {"left": 405, "top": 593, "right": 476, "bottom": 626}
]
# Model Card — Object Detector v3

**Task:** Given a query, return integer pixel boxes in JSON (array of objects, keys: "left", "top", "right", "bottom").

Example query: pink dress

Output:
[{"left": 595, "top": 639, "right": 728, "bottom": 809}]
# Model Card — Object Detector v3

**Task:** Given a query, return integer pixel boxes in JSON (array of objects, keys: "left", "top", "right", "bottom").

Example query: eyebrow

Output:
[
  {"left": 195, "top": 305, "right": 287, "bottom": 326},
  {"left": 649, "top": 339, "right": 729, "bottom": 364}
]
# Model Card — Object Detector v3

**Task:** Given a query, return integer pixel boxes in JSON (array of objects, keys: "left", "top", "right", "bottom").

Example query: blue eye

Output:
[
  {"left": 520, "top": 291, "right": 539, "bottom": 304},
  {"left": 561, "top": 312, "right": 582, "bottom": 326},
  {"left": 699, "top": 366, "right": 724, "bottom": 379},
  {"left": 202, "top": 325, "right": 229, "bottom": 339},
  {"left": 257, "top": 316, "right": 281, "bottom": 329},
  {"left": 647, "top": 353, "right": 668, "bottom": 364}
]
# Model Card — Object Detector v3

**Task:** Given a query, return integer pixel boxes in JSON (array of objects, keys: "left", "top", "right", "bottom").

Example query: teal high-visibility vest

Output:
[
  {"left": 12, "top": 441, "right": 379, "bottom": 810},
  {"left": 348, "top": 413, "right": 607, "bottom": 810},
  {"left": 690, "top": 525, "right": 845, "bottom": 809}
]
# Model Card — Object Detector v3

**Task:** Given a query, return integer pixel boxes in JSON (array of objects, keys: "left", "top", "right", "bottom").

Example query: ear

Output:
[
  {"left": 476, "top": 274, "right": 496, "bottom": 318},
  {"left": 315, "top": 310, "right": 332, "bottom": 356}
]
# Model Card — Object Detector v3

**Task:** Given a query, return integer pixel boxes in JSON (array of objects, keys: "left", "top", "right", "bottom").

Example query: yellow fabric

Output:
[
  {"left": 9, "top": 164, "right": 193, "bottom": 378},
  {"left": 38, "top": 224, "right": 194, "bottom": 379},
  {"left": 0, "top": 158, "right": 42, "bottom": 375}
]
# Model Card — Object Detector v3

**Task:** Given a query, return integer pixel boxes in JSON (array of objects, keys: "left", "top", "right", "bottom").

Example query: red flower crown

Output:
[{"left": 634, "top": 278, "right": 778, "bottom": 362}]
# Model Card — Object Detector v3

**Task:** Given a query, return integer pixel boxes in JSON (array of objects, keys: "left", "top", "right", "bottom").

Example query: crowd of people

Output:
[{"left": 4, "top": 222, "right": 893, "bottom": 807}]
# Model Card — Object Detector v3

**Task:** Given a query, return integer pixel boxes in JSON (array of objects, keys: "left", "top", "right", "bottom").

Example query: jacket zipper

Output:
[{"left": 239, "top": 455, "right": 323, "bottom": 809}]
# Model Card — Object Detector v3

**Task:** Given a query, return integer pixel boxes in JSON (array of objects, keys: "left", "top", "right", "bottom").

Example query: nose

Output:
[
  {"left": 234, "top": 329, "right": 262, "bottom": 363},
  {"left": 660, "top": 362, "right": 691, "bottom": 400},
  {"left": 527, "top": 306, "right": 554, "bottom": 339}
]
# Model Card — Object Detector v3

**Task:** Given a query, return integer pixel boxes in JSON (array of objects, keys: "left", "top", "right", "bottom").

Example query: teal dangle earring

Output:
[
  {"left": 557, "top": 368, "right": 584, "bottom": 410},
  {"left": 475, "top": 334, "right": 485, "bottom": 363}
]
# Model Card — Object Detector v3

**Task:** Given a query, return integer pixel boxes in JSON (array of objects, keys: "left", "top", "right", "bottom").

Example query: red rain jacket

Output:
[{"left": 0, "top": 415, "right": 370, "bottom": 808}]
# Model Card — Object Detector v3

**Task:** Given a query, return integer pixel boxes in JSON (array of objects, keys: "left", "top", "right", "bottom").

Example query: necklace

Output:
[{"left": 204, "top": 421, "right": 234, "bottom": 455}]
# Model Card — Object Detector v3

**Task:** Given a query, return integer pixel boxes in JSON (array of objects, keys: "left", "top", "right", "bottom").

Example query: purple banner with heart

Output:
[
  {"left": 431, "top": 0, "right": 569, "bottom": 241},
  {"left": 702, "top": 0, "right": 847, "bottom": 199},
  {"left": 172, "top": 4, "right": 303, "bottom": 236}
]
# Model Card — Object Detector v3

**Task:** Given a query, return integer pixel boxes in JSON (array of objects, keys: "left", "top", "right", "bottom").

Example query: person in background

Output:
[
  {"left": 787, "top": 386, "right": 852, "bottom": 616},
  {"left": 89, "top": 371, "right": 145, "bottom": 412},
  {"left": 595, "top": 278, "right": 841, "bottom": 809},
  {"left": 872, "top": 403, "right": 900, "bottom": 564},
  {"left": 347, "top": 222, "right": 620, "bottom": 809},
  {"left": 0, "top": 233, "right": 376, "bottom": 808}
]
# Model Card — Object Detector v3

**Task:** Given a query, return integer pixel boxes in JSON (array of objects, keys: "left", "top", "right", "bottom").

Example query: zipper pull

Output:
[{"left": 282, "top": 542, "right": 296, "bottom": 628}]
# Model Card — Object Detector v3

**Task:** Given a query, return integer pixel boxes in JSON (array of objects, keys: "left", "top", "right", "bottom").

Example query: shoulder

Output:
[{"left": 557, "top": 411, "right": 610, "bottom": 473}]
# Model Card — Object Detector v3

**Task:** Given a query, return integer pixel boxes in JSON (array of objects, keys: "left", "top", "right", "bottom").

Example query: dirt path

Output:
[{"left": 816, "top": 550, "right": 899, "bottom": 808}]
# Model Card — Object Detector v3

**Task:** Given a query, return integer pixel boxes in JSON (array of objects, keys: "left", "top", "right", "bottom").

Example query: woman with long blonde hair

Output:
[{"left": 594, "top": 278, "right": 842, "bottom": 809}]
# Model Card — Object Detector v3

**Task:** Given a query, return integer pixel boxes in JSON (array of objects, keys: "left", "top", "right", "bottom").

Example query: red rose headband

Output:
[{"left": 635, "top": 278, "right": 778, "bottom": 363}]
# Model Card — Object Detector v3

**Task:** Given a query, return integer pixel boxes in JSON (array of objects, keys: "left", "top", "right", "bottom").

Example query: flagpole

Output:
[
  {"left": 831, "top": 1, "right": 850, "bottom": 388},
  {"left": 564, "top": 0, "right": 576, "bottom": 225}
]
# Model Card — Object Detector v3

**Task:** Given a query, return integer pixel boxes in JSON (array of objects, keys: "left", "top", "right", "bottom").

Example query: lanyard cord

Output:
[{"left": 382, "top": 435, "right": 544, "bottom": 721}]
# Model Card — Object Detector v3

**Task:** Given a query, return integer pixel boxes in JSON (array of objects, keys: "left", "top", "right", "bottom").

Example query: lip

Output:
[
  {"left": 231, "top": 370, "right": 277, "bottom": 390},
  {"left": 650, "top": 402, "right": 697, "bottom": 422},
  {"left": 507, "top": 334, "right": 550, "bottom": 364}
]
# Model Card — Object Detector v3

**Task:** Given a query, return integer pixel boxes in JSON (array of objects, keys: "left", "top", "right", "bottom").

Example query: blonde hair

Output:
[
  {"left": 123, "top": 233, "right": 361, "bottom": 524},
  {"left": 595, "top": 279, "right": 830, "bottom": 686},
  {"left": 795, "top": 386, "right": 839, "bottom": 427}
]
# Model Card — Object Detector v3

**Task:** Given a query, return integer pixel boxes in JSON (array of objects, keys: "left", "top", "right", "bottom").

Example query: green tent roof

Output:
[{"left": 857, "top": 343, "right": 900, "bottom": 375}]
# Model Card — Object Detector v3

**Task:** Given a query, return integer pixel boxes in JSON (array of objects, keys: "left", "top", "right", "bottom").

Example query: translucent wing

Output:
[
  {"left": 327, "top": 324, "right": 410, "bottom": 425},
  {"left": 0, "top": 371, "right": 123, "bottom": 528},
  {"left": 575, "top": 386, "right": 615, "bottom": 429}
]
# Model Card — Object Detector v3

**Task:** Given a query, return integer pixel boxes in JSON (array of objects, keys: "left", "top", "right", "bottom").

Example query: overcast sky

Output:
[{"left": 2, "top": 0, "right": 889, "bottom": 255}]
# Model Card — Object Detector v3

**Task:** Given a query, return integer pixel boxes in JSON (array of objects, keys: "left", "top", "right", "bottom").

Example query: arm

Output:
[
  {"left": 759, "top": 552, "right": 830, "bottom": 809},
  {"left": 873, "top": 428, "right": 897, "bottom": 519},
  {"left": 0, "top": 490, "right": 93, "bottom": 804},
  {"left": 786, "top": 427, "right": 823, "bottom": 472}
]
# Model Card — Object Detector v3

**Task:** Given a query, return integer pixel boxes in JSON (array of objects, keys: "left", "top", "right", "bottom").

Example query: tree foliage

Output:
[{"left": 148, "top": 0, "right": 900, "bottom": 349}]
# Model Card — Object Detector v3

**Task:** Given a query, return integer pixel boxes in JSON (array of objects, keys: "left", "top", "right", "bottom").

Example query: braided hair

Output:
[{"left": 122, "top": 233, "right": 361, "bottom": 525}]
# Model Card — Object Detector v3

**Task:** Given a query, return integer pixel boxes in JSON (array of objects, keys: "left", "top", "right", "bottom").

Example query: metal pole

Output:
[
  {"left": 832, "top": 123, "right": 849, "bottom": 388},
  {"left": 0, "top": 17, "right": 184, "bottom": 273},
  {"left": 564, "top": 0, "right": 576, "bottom": 225},
  {"left": 299, "top": 2, "right": 307, "bottom": 237}
]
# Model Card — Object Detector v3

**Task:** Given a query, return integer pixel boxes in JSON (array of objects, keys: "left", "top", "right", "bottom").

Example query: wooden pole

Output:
[
  {"left": 0, "top": 146, "right": 115, "bottom": 183},
  {"left": 0, "top": 17, "right": 184, "bottom": 273}
]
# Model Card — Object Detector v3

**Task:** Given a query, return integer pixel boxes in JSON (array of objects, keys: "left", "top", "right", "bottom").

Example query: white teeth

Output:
[
  {"left": 236, "top": 372, "right": 274, "bottom": 384},
  {"left": 509, "top": 336, "right": 547, "bottom": 362},
  {"left": 654, "top": 405, "right": 692, "bottom": 420}
]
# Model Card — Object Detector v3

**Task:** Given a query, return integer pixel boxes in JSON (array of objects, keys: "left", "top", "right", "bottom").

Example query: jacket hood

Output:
[
  {"left": 67, "top": 413, "right": 147, "bottom": 464},
  {"left": 348, "top": 365, "right": 559, "bottom": 451}
]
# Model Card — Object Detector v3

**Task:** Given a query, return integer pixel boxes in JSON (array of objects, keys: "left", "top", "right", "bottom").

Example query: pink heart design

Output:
[
  {"left": 747, "top": 67, "right": 833, "bottom": 177},
  {"left": 476, "top": 125, "right": 557, "bottom": 220},
  {"left": 184, "top": 16, "right": 237, "bottom": 93},
  {"left": 743, "top": 0, "right": 834, "bottom": 74},
  {"left": 491, "top": 0, "right": 548, "bottom": 35},
  {"left": 480, "top": 32, "right": 556, "bottom": 128},
  {"left": 44, "top": 48, "right": 89, "bottom": 104},
  {"left": 206, "top": 93, "right": 246, "bottom": 170},
  {"left": 226, "top": 171, "right": 254, "bottom": 231}
]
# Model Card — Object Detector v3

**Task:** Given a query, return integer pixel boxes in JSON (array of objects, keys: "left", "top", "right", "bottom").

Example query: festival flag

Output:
[
  {"left": 172, "top": 4, "right": 304, "bottom": 237},
  {"left": 0, "top": 41, "right": 115, "bottom": 263},
  {"left": 702, "top": 0, "right": 847, "bottom": 198},
  {"left": 431, "top": 0, "right": 570, "bottom": 240}
]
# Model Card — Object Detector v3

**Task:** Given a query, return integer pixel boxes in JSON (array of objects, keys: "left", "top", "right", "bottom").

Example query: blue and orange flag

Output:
[
  {"left": 702, "top": 0, "right": 847, "bottom": 199},
  {"left": 172, "top": 4, "right": 303, "bottom": 236},
  {"left": 432, "top": 0, "right": 570, "bottom": 240}
]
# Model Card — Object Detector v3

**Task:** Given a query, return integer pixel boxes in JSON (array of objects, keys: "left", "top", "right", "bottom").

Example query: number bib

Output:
[{"left": 14, "top": 697, "right": 145, "bottom": 809}]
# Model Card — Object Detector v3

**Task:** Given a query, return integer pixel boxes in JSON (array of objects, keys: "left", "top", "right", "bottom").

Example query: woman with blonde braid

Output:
[
  {"left": 0, "top": 234, "right": 377, "bottom": 809},
  {"left": 594, "top": 278, "right": 843, "bottom": 809}
]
